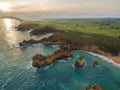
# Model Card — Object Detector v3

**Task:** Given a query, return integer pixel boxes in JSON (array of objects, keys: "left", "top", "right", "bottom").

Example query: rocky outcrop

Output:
[
  {"left": 93, "top": 61, "right": 98, "bottom": 67},
  {"left": 86, "top": 84, "right": 102, "bottom": 90},
  {"left": 74, "top": 56, "right": 85, "bottom": 68},
  {"left": 19, "top": 35, "right": 73, "bottom": 49},
  {"left": 32, "top": 47, "right": 73, "bottom": 68},
  {"left": 40, "top": 35, "right": 73, "bottom": 48},
  {"left": 30, "top": 26, "right": 57, "bottom": 35},
  {"left": 19, "top": 39, "right": 40, "bottom": 47},
  {"left": 32, "top": 55, "right": 48, "bottom": 67},
  {"left": 19, "top": 34, "right": 73, "bottom": 68},
  {"left": 17, "top": 23, "right": 39, "bottom": 31}
]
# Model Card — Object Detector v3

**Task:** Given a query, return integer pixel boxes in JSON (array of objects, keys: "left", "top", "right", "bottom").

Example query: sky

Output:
[{"left": 0, "top": 0, "right": 120, "bottom": 18}]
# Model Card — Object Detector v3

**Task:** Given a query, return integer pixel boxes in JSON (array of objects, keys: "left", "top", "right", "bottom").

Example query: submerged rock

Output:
[
  {"left": 86, "top": 84, "right": 102, "bottom": 90},
  {"left": 74, "top": 56, "right": 85, "bottom": 68},
  {"left": 93, "top": 61, "right": 98, "bottom": 67}
]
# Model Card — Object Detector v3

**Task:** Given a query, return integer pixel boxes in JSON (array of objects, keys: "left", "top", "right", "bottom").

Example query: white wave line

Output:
[{"left": 88, "top": 51, "right": 120, "bottom": 68}]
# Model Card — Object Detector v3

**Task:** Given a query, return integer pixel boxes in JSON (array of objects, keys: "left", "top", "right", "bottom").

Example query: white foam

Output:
[
  {"left": 51, "top": 45, "right": 59, "bottom": 48},
  {"left": 87, "top": 51, "right": 120, "bottom": 68},
  {"left": 43, "top": 64, "right": 53, "bottom": 70},
  {"left": 58, "top": 59, "right": 67, "bottom": 62},
  {"left": 14, "top": 44, "right": 20, "bottom": 48},
  {"left": 9, "top": 44, "right": 20, "bottom": 49},
  {"left": 72, "top": 64, "right": 75, "bottom": 68},
  {"left": 32, "top": 43, "right": 43, "bottom": 47}
]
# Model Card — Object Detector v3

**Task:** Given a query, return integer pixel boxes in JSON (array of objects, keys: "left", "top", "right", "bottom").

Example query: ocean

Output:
[{"left": 0, "top": 18, "right": 120, "bottom": 90}]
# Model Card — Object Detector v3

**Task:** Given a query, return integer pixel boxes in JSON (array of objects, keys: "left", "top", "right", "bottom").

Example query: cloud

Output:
[
  {"left": 11, "top": 5, "right": 29, "bottom": 10},
  {"left": 0, "top": 0, "right": 17, "bottom": 1},
  {"left": 0, "top": 0, "right": 120, "bottom": 17}
]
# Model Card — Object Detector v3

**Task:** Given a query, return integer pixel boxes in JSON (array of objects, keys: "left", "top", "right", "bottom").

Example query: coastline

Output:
[
  {"left": 16, "top": 19, "right": 120, "bottom": 67},
  {"left": 0, "top": 16, "right": 23, "bottom": 22},
  {"left": 105, "top": 55, "right": 120, "bottom": 64},
  {"left": 79, "top": 45, "right": 120, "bottom": 65},
  {"left": 88, "top": 51, "right": 120, "bottom": 68}
]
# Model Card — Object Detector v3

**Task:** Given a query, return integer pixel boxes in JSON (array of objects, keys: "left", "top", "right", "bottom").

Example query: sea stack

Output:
[
  {"left": 74, "top": 56, "right": 85, "bottom": 68},
  {"left": 86, "top": 84, "right": 102, "bottom": 90}
]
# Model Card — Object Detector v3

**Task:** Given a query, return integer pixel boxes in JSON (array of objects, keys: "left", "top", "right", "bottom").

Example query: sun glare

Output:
[{"left": 0, "top": 2, "right": 11, "bottom": 12}]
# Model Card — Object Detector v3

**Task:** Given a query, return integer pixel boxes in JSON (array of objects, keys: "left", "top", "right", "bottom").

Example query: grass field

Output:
[{"left": 31, "top": 18, "right": 120, "bottom": 37}]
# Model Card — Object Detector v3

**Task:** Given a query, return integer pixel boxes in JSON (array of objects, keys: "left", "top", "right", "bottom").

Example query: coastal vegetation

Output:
[
  {"left": 17, "top": 23, "right": 39, "bottom": 31},
  {"left": 31, "top": 19, "right": 120, "bottom": 37}
]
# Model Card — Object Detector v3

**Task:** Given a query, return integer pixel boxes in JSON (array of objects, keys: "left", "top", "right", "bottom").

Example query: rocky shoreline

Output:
[
  {"left": 19, "top": 34, "right": 74, "bottom": 68},
  {"left": 79, "top": 45, "right": 120, "bottom": 64},
  {"left": 18, "top": 22, "right": 120, "bottom": 66},
  {"left": 17, "top": 23, "right": 40, "bottom": 31}
]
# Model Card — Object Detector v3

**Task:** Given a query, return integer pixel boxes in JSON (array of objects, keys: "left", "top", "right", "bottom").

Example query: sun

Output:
[{"left": 0, "top": 2, "right": 11, "bottom": 12}]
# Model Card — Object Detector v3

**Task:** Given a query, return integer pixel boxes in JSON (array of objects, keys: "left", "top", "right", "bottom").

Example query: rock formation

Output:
[
  {"left": 19, "top": 35, "right": 73, "bottom": 49},
  {"left": 30, "top": 26, "right": 57, "bottom": 35},
  {"left": 74, "top": 56, "right": 85, "bottom": 68},
  {"left": 32, "top": 47, "right": 73, "bottom": 68},
  {"left": 86, "top": 84, "right": 102, "bottom": 90},
  {"left": 19, "top": 39, "right": 40, "bottom": 47}
]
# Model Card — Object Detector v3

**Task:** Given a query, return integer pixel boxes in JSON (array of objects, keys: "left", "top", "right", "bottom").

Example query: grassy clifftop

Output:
[
  {"left": 28, "top": 19, "right": 120, "bottom": 55},
  {"left": 31, "top": 18, "right": 120, "bottom": 37}
]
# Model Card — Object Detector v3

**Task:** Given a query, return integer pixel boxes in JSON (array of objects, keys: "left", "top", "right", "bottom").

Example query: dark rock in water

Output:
[
  {"left": 86, "top": 84, "right": 102, "bottom": 90},
  {"left": 19, "top": 40, "right": 28, "bottom": 46},
  {"left": 74, "top": 56, "right": 85, "bottom": 68},
  {"left": 19, "top": 39, "right": 40, "bottom": 47},
  {"left": 93, "top": 61, "right": 98, "bottom": 67},
  {"left": 15, "top": 26, "right": 18, "bottom": 28},
  {"left": 17, "top": 23, "right": 39, "bottom": 31},
  {"left": 32, "top": 55, "right": 49, "bottom": 67}
]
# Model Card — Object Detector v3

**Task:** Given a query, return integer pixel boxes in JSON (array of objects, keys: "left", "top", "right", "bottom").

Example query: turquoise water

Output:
[{"left": 0, "top": 18, "right": 120, "bottom": 90}]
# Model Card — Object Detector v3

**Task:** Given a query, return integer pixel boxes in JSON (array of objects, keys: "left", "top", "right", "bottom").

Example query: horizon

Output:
[{"left": 0, "top": 0, "right": 120, "bottom": 18}]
